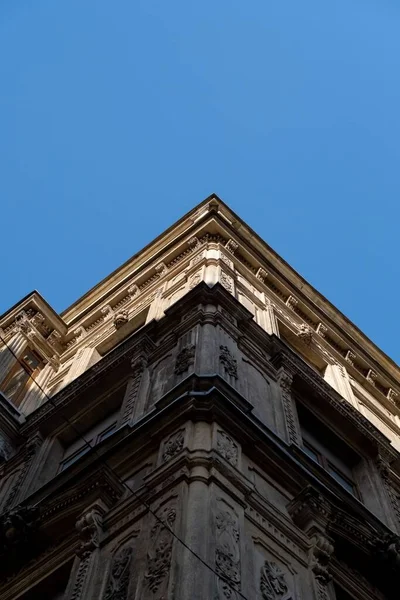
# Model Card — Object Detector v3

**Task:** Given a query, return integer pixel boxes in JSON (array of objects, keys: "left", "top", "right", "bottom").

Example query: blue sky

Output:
[{"left": 1, "top": 1, "right": 399, "bottom": 363}]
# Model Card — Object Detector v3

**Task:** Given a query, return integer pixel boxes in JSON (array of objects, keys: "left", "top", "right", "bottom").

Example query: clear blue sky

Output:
[{"left": 1, "top": 1, "right": 399, "bottom": 363}]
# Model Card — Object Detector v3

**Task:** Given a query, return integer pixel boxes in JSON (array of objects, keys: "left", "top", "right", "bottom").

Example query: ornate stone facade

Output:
[{"left": 0, "top": 195, "right": 398, "bottom": 599}]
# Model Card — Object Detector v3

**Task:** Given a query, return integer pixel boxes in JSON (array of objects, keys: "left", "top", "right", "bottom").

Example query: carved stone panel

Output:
[
  {"left": 144, "top": 502, "right": 177, "bottom": 598},
  {"left": 175, "top": 345, "right": 196, "bottom": 375},
  {"left": 217, "top": 430, "right": 238, "bottom": 467},
  {"left": 162, "top": 429, "right": 185, "bottom": 463},
  {"left": 260, "top": 560, "right": 292, "bottom": 600},
  {"left": 104, "top": 546, "right": 133, "bottom": 600},
  {"left": 219, "top": 346, "right": 238, "bottom": 380},
  {"left": 215, "top": 500, "right": 241, "bottom": 599}
]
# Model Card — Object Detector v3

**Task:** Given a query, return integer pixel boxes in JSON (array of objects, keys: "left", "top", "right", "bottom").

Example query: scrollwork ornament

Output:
[
  {"left": 162, "top": 430, "right": 184, "bottom": 462},
  {"left": 144, "top": 505, "right": 176, "bottom": 597},
  {"left": 219, "top": 346, "right": 238, "bottom": 379},
  {"left": 104, "top": 546, "right": 133, "bottom": 600},
  {"left": 217, "top": 431, "right": 238, "bottom": 466},
  {"left": 174, "top": 344, "right": 196, "bottom": 374},
  {"left": 260, "top": 560, "right": 292, "bottom": 600}
]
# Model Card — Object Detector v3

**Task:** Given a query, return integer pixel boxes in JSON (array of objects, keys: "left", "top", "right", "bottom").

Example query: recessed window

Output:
[
  {"left": 59, "top": 412, "right": 119, "bottom": 472},
  {"left": 1, "top": 348, "right": 44, "bottom": 406},
  {"left": 297, "top": 403, "right": 359, "bottom": 497}
]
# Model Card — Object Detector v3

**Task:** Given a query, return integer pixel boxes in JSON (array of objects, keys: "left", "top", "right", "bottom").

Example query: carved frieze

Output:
[
  {"left": 162, "top": 430, "right": 184, "bottom": 462},
  {"left": 215, "top": 501, "right": 241, "bottom": 599},
  {"left": 219, "top": 346, "right": 238, "bottom": 379},
  {"left": 104, "top": 546, "right": 133, "bottom": 600},
  {"left": 174, "top": 345, "right": 196, "bottom": 375},
  {"left": 144, "top": 503, "right": 177, "bottom": 597},
  {"left": 260, "top": 560, "right": 292, "bottom": 600},
  {"left": 217, "top": 431, "right": 238, "bottom": 467}
]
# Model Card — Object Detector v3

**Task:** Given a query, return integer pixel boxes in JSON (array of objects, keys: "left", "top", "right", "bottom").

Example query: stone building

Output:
[{"left": 0, "top": 194, "right": 399, "bottom": 600}]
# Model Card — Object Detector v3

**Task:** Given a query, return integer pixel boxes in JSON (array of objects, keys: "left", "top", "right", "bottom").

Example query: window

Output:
[
  {"left": 298, "top": 403, "right": 359, "bottom": 497},
  {"left": 59, "top": 413, "right": 118, "bottom": 472},
  {"left": 1, "top": 348, "right": 43, "bottom": 406}
]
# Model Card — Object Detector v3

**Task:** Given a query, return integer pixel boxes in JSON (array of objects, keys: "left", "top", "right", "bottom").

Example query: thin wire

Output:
[{"left": 0, "top": 334, "right": 249, "bottom": 600}]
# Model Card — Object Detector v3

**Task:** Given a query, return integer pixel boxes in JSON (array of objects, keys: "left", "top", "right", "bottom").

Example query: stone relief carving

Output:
[
  {"left": 316, "top": 323, "right": 327, "bottom": 338},
  {"left": 120, "top": 355, "right": 147, "bottom": 425},
  {"left": 285, "top": 296, "right": 298, "bottom": 310},
  {"left": 3, "top": 435, "right": 42, "bottom": 512},
  {"left": 297, "top": 324, "right": 313, "bottom": 346},
  {"left": 114, "top": 310, "right": 129, "bottom": 329},
  {"left": 104, "top": 546, "right": 133, "bottom": 600},
  {"left": 175, "top": 344, "right": 196, "bottom": 375},
  {"left": 366, "top": 369, "right": 377, "bottom": 386},
  {"left": 309, "top": 533, "right": 334, "bottom": 584},
  {"left": 219, "top": 346, "right": 238, "bottom": 379},
  {"left": 162, "top": 430, "right": 184, "bottom": 462},
  {"left": 76, "top": 506, "right": 104, "bottom": 557},
  {"left": 220, "top": 272, "right": 234, "bottom": 293},
  {"left": 215, "top": 502, "right": 241, "bottom": 599},
  {"left": 345, "top": 350, "right": 356, "bottom": 365},
  {"left": 278, "top": 372, "right": 300, "bottom": 446},
  {"left": 225, "top": 239, "right": 239, "bottom": 254},
  {"left": 127, "top": 284, "right": 139, "bottom": 298},
  {"left": 260, "top": 560, "right": 292, "bottom": 600},
  {"left": 256, "top": 267, "right": 268, "bottom": 282},
  {"left": 189, "top": 274, "right": 202, "bottom": 289},
  {"left": 71, "top": 554, "right": 91, "bottom": 600},
  {"left": 101, "top": 305, "right": 114, "bottom": 321},
  {"left": 217, "top": 431, "right": 238, "bottom": 467},
  {"left": 144, "top": 503, "right": 176, "bottom": 597}
]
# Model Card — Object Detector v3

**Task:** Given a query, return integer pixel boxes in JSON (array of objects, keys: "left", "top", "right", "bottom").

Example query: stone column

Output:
[
  {"left": 64, "top": 503, "right": 105, "bottom": 600},
  {"left": 176, "top": 423, "right": 212, "bottom": 600},
  {"left": 19, "top": 362, "right": 53, "bottom": 414},
  {"left": 0, "top": 332, "right": 26, "bottom": 385}
]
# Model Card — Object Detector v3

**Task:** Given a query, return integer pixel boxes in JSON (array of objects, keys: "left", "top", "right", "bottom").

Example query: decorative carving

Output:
[
  {"left": 286, "top": 296, "right": 298, "bottom": 310},
  {"left": 215, "top": 503, "right": 241, "bottom": 598},
  {"left": 162, "top": 430, "right": 184, "bottom": 462},
  {"left": 47, "top": 330, "right": 63, "bottom": 350},
  {"left": 15, "top": 311, "right": 34, "bottom": 336},
  {"left": 260, "top": 560, "right": 292, "bottom": 600},
  {"left": 175, "top": 344, "right": 196, "bottom": 375},
  {"left": 73, "top": 326, "right": 86, "bottom": 340},
  {"left": 76, "top": 506, "right": 104, "bottom": 557},
  {"left": 374, "top": 533, "right": 400, "bottom": 572},
  {"left": 101, "top": 305, "right": 114, "bottom": 320},
  {"left": 219, "top": 346, "right": 238, "bottom": 379},
  {"left": 278, "top": 371, "right": 299, "bottom": 445},
  {"left": 127, "top": 284, "right": 139, "bottom": 298},
  {"left": 387, "top": 389, "right": 399, "bottom": 404},
  {"left": 366, "top": 369, "right": 377, "bottom": 386},
  {"left": 316, "top": 323, "right": 327, "bottom": 338},
  {"left": 104, "top": 546, "right": 133, "bottom": 600},
  {"left": 3, "top": 436, "right": 42, "bottom": 512},
  {"left": 309, "top": 533, "right": 334, "bottom": 583},
  {"left": 256, "top": 267, "right": 268, "bottom": 282},
  {"left": 297, "top": 324, "right": 313, "bottom": 346},
  {"left": 189, "top": 274, "right": 202, "bottom": 289},
  {"left": 217, "top": 431, "right": 238, "bottom": 466},
  {"left": 155, "top": 262, "right": 167, "bottom": 276},
  {"left": 345, "top": 350, "right": 356, "bottom": 365},
  {"left": 120, "top": 355, "right": 147, "bottom": 425},
  {"left": 71, "top": 553, "right": 91, "bottom": 600},
  {"left": 220, "top": 272, "right": 234, "bottom": 293},
  {"left": 225, "top": 239, "right": 239, "bottom": 254},
  {"left": 114, "top": 310, "right": 129, "bottom": 329},
  {"left": 145, "top": 504, "right": 176, "bottom": 597},
  {"left": 188, "top": 236, "right": 200, "bottom": 249}
]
